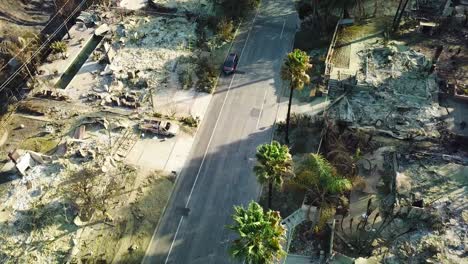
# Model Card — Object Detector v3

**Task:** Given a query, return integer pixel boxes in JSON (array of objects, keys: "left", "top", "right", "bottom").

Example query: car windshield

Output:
[{"left": 225, "top": 56, "right": 235, "bottom": 67}]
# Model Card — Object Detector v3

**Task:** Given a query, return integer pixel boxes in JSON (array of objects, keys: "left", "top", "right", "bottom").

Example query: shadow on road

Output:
[{"left": 142, "top": 127, "right": 276, "bottom": 264}]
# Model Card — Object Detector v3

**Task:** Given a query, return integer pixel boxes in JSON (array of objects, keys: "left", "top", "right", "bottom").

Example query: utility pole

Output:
[{"left": 52, "top": 0, "right": 72, "bottom": 39}]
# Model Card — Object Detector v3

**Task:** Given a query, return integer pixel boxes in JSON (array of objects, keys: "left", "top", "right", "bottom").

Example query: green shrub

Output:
[
  {"left": 178, "top": 68, "right": 194, "bottom": 90},
  {"left": 315, "top": 204, "right": 336, "bottom": 232},
  {"left": 50, "top": 41, "right": 67, "bottom": 54},
  {"left": 195, "top": 57, "right": 218, "bottom": 93},
  {"left": 153, "top": 112, "right": 163, "bottom": 118},
  {"left": 179, "top": 115, "right": 200, "bottom": 128},
  {"left": 217, "top": 18, "right": 235, "bottom": 42},
  {"left": 221, "top": 0, "right": 260, "bottom": 20}
]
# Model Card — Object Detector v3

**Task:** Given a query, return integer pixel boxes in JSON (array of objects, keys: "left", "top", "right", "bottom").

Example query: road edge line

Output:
[
  {"left": 163, "top": 8, "right": 260, "bottom": 263},
  {"left": 141, "top": 20, "right": 243, "bottom": 264},
  {"left": 185, "top": 8, "right": 260, "bottom": 208}
]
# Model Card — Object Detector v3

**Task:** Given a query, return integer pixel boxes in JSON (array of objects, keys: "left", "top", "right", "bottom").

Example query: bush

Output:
[
  {"left": 206, "top": 15, "right": 221, "bottom": 32},
  {"left": 315, "top": 204, "right": 336, "bottom": 232},
  {"left": 195, "top": 57, "right": 218, "bottom": 93},
  {"left": 297, "top": 0, "right": 313, "bottom": 19},
  {"left": 221, "top": 0, "right": 260, "bottom": 20},
  {"left": 217, "top": 18, "right": 235, "bottom": 42},
  {"left": 153, "top": 112, "right": 163, "bottom": 118},
  {"left": 179, "top": 115, "right": 200, "bottom": 128},
  {"left": 277, "top": 113, "right": 323, "bottom": 133},
  {"left": 50, "top": 41, "right": 67, "bottom": 54},
  {"left": 178, "top": 68, "right": 194, "bottom": 90}
]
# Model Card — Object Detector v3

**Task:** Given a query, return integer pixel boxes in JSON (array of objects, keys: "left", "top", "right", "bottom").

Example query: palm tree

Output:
[
  {"left": 280, "top": 49, "right": 312, "bottom": 144},
  {"left": 392, "top": 0, "right": 411, "bottom": 32},
  {"left": 253, "top": 141, "right": 293, "bottom": 209},
  {"left": 292, "top": 153, "right": 351, "bottom": 231},
  {"left": 228, "top": 201, "right": 286, "bottom": 264}
]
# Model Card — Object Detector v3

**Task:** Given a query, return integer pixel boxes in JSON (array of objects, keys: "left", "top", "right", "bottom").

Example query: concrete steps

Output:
[
  {"left": 111, "top": 127, "right": 138, "bottom": 158},
  {"left": 282, "top": 209, "right": 307, "bottom": 252}
]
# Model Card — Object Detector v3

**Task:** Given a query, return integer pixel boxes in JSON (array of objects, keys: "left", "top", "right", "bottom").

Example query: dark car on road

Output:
[{"left": 223, "top": 53, "right": 239, "bottom": 75}]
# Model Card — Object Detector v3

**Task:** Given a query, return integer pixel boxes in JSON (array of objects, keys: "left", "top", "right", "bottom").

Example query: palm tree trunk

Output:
[
  {"left": 392, "top": 0, "right": 404, "bottom": 28},
  {"left": 268, "top": 181, "right": 273, "bottom": 209},
  {"left": 285, "top": 86, "right": 294, "bottom": 144},
  {"left": 393, "top": 0, "right": 410, "bottom": 32}
]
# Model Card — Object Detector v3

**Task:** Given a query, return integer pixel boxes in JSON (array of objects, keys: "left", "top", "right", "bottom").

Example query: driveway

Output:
[{"left": 143, "top": 0, "right": 298, "bottom": 263}]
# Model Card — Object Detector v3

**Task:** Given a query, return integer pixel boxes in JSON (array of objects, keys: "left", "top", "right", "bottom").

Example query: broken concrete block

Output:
[
  {"left": 15, "top": 153, "right": 34, "bottom": 176},
  {"left": 454, "top": 14, "right": 467, "bottom": 25},
  {"left": 94, "top": 23, "right": 110, "bottom": 36},
  {"left": 112, "top": 80, "right": 124, "bottom": 91},
  {"left": 29, "top": 151, "right": 52, "bottom": 164},
  {"left": 100, "top": 64, "right": 113, "bottom": 76},
  {"left": 74, "top": 125, "right": 86, "bottom": 140}
]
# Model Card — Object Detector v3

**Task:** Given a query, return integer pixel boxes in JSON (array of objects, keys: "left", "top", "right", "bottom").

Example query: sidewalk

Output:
[
  {"left": 37, "top": 24, "right": 96, "bottom": 87},
  {"left": 277, "top": 92, "right": 330, "bottom": 123}
]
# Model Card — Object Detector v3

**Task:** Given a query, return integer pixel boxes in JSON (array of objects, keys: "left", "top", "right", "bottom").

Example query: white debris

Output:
[
  {"left": 119, "top": 0, "right": 147, "bottom": 10},
  {"left": 111, "top": 16, "right": 197, "bottom": 90},
  {"left": 151, "top": 0, "right": 213, "bottom": 13},
  {"left": 94, "top": 23, "right": 110, "bottom": 36},
  {"left": 330, "top": 42, "right": 441, "bottom": 137}
]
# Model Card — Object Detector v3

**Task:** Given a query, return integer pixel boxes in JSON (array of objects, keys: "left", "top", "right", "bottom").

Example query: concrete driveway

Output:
[{"left": 143, "top": 0, "right": 298, "bottom": 263}]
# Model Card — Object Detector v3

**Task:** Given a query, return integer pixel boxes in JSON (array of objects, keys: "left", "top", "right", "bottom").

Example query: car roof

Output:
[{"left": 228, "top": 53, "right": 237, "bottom": 58}]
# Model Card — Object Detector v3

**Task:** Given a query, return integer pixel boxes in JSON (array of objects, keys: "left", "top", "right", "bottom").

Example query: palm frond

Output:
[
  {"left": 253, "top": 141, "right": 293, "bottom": 189},
  {"left": 227, "top": 202, "right": 286, "bottom": 263}
]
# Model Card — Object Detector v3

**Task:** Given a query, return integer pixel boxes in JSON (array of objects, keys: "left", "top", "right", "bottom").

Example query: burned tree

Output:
[{"left": 62, "top": 166, "right": 122, "bottom": 221}]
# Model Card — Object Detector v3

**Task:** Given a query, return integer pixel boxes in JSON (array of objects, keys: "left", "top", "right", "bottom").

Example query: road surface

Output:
[{"left": 143, "top": 0, "right": 298, "bottom": 263}]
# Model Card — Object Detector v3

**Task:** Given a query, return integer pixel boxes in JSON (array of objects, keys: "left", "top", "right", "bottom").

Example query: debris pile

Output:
[
  {"left": 361, "top": 154, "right": 468, "bottom": 263},
  {"left": 330, "top": 42, "right": 441, "bottom": 139},
  {"left": 150, "top": 0, "right": 212, "bottom": 13},
  {"left": 33, "top": 89, "right": 70, "bottom": 101},
  {"left": 323, "top": 10, "right": 468, "bottom": 263},
  {"left": 0, "top": 113, "right": 138, "bottom": 262},
  {"left": 110, "top": 16, "right": 197, "bottom": 89}
]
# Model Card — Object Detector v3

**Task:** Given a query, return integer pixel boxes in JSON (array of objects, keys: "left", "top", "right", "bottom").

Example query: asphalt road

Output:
[{"left": 143, "top": 1, "right": 298, "bottom": 263}]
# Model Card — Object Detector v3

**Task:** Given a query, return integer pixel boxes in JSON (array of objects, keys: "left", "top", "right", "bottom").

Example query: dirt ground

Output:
[
  {"left": 0, "top": 98, "right": 174, "bottom": 263},
  {"left": 72, "top": 170, "right": 174, "bottom": 264},
  {"left": 0, "top": 0, "right": 54, "bottom": 37}
]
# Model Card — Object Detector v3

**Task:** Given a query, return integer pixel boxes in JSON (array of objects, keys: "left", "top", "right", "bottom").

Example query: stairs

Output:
[
  {"left": 327, "top": 79, "right": 344, "bottom": 99},
  {"left": 111, "top": 127, "right": 139, "bottom": 158},
  {"left": 281, "top": 209, "right": 307, "bottom": 252}
]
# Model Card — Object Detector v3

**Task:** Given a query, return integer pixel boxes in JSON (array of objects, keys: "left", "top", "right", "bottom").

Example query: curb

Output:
[{"left": 141, "top": 19, "right": 246, "bottom": 264}]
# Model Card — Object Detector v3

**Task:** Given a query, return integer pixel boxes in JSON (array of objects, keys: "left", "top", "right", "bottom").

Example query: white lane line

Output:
[
  {"left": 142, "top": 22, "right": 244, "bottom": 264},
  {"left": 256, "top": 86, "right": 269, "bottom": 129},
  {"left": 164, "top": 217, "right": 184, "bottom": 264},
  {"left": 280, "top": 19, "right": 286, "bottom": 39},
  {"left": 185, "top": 7, "right": 260, "bottom": 209},
  {"left": 185, "top": 69, "right": 236, "bottom": 208},
  {"left": 163, "top": 10, "right": 261, "bottom": 264}
]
